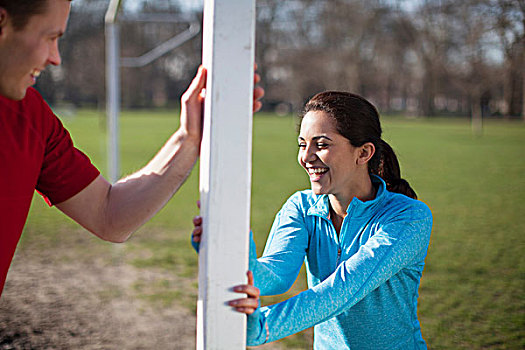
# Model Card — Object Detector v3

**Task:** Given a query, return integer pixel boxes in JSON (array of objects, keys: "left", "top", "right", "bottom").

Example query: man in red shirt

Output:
[{"left": 0, "top": 0, "right": 263, "bottom": 296}]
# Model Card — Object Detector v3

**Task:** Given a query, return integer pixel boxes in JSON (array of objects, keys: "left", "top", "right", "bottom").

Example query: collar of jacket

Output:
[{"left": 306, "top": 175, "right": 388, "bottom": 219}]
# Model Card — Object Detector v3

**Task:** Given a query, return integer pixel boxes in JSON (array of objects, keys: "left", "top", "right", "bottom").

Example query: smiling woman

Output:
[
  {"left": 192, "top": 91, "right": 433, "bottom": 349},
  {"left": 301, "top": 91, "right": 417, "bottom": 201}
]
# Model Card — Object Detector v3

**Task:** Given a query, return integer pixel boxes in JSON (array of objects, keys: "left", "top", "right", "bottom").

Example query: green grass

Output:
[{"left": 23, "top": 110, "right": 524, "bottom": 349}]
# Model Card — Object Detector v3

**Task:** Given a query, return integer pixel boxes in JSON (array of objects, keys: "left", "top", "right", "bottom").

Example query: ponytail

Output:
[{"left": 370, "top": 140, "right": 417, "bottom": 199}]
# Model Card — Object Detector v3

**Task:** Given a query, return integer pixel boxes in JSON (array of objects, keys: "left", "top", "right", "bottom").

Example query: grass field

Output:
[{"left": 20, "top": 109, "right": 525, "bottom": 349}]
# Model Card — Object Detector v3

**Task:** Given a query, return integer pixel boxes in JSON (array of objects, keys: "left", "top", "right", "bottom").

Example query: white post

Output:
[
  {"left": 197, "top": 0, "right": 256, "bottom": 348},
  {"left": 105, "top": 22, "right": 120, "bottom": 183},
  {"left": 105, "top": 0, "right": 122, "bottom": 184}
]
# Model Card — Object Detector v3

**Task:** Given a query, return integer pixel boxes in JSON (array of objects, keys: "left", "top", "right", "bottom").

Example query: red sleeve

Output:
[{"left": 33, "top": 92, "right": 100, "bottom": 205}]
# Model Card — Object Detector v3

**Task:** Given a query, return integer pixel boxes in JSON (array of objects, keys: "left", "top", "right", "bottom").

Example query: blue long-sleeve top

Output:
[{"left": 247, "top": 175, "right": 433, "bottom": 349}]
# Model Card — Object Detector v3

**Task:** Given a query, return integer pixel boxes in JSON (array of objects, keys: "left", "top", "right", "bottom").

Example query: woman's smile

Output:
[{"left": 306, "top": 166, "right": 329, "bottom": 181}]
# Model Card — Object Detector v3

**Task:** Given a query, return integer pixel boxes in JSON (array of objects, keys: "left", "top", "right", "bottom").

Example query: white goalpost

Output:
[{"left": 197, "top": 0, "right": 256, "bottom": 348}]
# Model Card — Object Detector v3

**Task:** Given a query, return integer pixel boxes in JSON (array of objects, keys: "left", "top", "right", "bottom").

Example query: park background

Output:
[{"left": 0, "top": 0, "right": 524, "bottom": 349}]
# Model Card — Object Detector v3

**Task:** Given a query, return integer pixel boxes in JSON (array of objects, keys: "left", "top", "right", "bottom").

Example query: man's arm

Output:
[{"left": 56, "top": 67, "right": 206, "bottom": 243}]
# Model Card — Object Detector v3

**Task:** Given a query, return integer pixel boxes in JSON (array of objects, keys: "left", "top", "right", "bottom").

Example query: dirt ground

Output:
[
  {"left": 0, "top": 230, "right": 285, "bottom": 350},
  {"left": 0, "top": 248, "right": 197, "bottom": 349}
]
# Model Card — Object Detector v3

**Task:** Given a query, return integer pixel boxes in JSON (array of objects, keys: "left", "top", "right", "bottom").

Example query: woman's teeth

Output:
[{"left": 308, "top": 168, "right": 328, "bottom": 175}]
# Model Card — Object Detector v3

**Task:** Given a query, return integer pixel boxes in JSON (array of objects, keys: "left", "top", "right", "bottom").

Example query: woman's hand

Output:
[
  {"left": 228, "top": 271, "right": 260, "bottom": 314},
  {"left": 190, "top": 200, "right": 202, "bottom": 252},
  {"left": 191, "top": 214, "right": 203, "bottom": 243}
]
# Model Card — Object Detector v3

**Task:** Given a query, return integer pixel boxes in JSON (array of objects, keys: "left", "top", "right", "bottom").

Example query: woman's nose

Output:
[{"left": 300, "top": 145, "right": 317, "bottom": 164}]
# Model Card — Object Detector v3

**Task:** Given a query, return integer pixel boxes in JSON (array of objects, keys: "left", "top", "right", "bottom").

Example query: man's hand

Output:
[
  {"left": 179, "top": 66, "right": 207, "bottom": 144},
  {"left": 253, "top": 68, "right": 264, "bottom": 113},
  {"left": 180, "top": 65, "right": 264, "bottom": 146}
]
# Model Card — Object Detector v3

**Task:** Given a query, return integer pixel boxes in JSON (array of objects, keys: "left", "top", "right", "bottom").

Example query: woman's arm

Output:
[
  {"left": 250, "top": 200, "right": 310, "bottom": 295},
  {"left": 235, "top": 204, "right": 432, "bottom": 345},
  {"left": 192, "top": 193, "right": 309, "bottom": 296}
]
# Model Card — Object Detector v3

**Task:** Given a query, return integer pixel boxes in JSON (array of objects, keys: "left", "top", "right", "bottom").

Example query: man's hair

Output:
[{"left": 0, "top": 0, "right": 72, "bottom": 30}]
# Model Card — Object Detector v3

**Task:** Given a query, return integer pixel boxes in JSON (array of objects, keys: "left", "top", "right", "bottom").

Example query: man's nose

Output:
[{"left": 48, "top": 42, "right": 62, "bottom": 66}]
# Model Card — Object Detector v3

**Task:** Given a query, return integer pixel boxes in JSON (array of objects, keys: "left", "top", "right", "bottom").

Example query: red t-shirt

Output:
[{"left": 0, "top": 88, "right": 100, "bottom": 296}]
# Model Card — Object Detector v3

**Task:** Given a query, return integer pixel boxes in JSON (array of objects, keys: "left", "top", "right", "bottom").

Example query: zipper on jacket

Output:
[
  {"left": 336, "top": 248, "right": 342, "bottom": 266},
  {"left": 335, "top": 204, "right": 354, "bottom": 266},
  {"left": 326, "top": 217, "right": 343, "bottom": 266}
]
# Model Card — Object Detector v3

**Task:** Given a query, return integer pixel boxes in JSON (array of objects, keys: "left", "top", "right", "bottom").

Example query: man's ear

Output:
[
  {"left": 357, "top": 142, "right": 375, "bottom": 165},
  {"left": 0, "top": 8, "right": 8, "bottom": 36}
]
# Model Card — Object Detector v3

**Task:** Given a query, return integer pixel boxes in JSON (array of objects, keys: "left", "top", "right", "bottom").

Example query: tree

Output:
[{"left": 491, "top": 0, "right": 525, "bottom": 118}]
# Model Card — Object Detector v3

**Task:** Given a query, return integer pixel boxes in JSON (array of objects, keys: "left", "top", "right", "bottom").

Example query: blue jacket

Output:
[{"left": 247, "top": 175, "right": 433, "bottom": 349}]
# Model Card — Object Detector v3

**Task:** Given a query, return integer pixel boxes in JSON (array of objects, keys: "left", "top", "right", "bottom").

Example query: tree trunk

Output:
[
  {"left": 471, "top": 92, "right": 483, "bottom": 136},
  {"left": 520, "top": 5, "right": 525, "bottom": 121}
]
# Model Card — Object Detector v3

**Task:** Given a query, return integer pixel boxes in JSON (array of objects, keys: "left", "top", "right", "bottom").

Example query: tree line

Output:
[{"left": 35, "top": 0, "right": 524, "bottom": 119}]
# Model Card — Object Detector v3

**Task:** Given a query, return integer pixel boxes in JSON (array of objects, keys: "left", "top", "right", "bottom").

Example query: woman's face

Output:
[{"left": 298, "top": 111, "right": 362, "bottom": 197}]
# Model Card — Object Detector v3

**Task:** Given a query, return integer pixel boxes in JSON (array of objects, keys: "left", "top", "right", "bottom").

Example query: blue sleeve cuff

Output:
[
  {"left": 246, "top": 306, "right": 269, "bottom": 346},
  {"left": 191, "top": 237, "right": 200, "bottom": 253},
  {"left": 248, "top": 230, "right": 258, "bottom": 271}
]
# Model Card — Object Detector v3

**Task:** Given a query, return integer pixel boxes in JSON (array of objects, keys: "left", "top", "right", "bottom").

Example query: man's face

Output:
[{"left": 0, "top": 0, "right": 71, "bottom": 100}]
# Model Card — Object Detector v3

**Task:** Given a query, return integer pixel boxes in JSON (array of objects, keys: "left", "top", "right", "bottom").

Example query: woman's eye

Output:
[
  {"left": 317, "top": 143, "right": 328, "bottom": 148},
  {"left": 298, "top": 143, "right": 306, "bottom": 148}
]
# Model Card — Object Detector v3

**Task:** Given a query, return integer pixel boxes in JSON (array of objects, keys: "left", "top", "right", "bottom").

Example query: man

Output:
[{"left": 0, "top": 0, "right": 263, "bottom": 296}]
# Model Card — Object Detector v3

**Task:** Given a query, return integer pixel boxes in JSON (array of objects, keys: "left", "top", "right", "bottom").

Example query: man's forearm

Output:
[
  {"left": 57, "top": 130, "right": 200, "bottom": 243},
  {"left": 102, "top": 130, "right": 200, "bottom": 240}
]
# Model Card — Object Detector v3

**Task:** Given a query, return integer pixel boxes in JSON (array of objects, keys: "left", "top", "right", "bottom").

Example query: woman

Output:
[{"left": 192, "top": 91, "right": 432, "bottom": 349}]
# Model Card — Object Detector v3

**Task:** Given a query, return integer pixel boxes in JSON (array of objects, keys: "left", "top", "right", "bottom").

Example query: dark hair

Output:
[
  {"left": 301, "top": 91, "right": 417, "bottom": 199},
  {"left": 0, "top": 0, "right": 71, "bottom": 30}
]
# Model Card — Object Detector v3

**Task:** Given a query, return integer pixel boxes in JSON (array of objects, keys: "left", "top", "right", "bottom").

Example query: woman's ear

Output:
[{"left": 357, "top": 142, "right": 375, "bottom": 165}]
